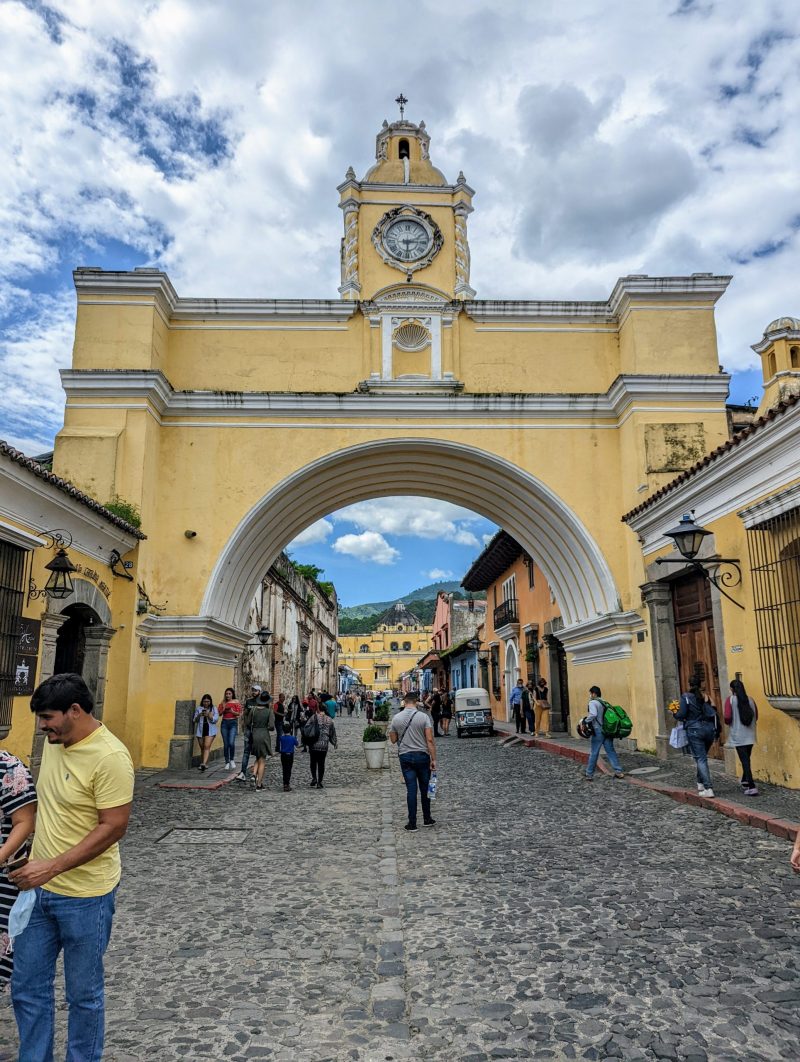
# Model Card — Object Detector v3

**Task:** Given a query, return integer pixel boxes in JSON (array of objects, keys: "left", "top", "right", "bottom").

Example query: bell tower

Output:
[{"left": 337, "top": 98, "right": 475, "bottom": 302}]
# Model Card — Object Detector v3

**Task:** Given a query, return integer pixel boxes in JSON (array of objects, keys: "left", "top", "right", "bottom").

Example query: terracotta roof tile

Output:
[
  {"left": 621, "top": 392, "right": 800, "bottom": 523},
  {"left": 0, "top": 440, "right": 147, "bottom": 539}
]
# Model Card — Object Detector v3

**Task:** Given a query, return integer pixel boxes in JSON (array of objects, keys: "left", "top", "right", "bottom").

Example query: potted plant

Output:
[
  {"left": 363, "top": 723, "right": 388, "bottom": 769},
  {"left": 373, "top": 702, "right": 391, "bottom": 730}
]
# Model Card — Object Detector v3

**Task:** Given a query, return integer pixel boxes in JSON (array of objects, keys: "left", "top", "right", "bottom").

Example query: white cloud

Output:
[
  {"left": 289, "top": 518, "right": 333, "bottom": 547},
  {"left": 482, "top": 534, "right": 495, "bottom": 546},
  {"left": 332, "top": 531, "right": 399, "bottom": 565},
  {"left": 334, "top": 499, "right": 481, "bottom": 548},
  {"left": 427, "top": 568, "right": 454, "bottom": 580},
  {"left": 3, "top": 1, "right": 800, "bottom": 449}
]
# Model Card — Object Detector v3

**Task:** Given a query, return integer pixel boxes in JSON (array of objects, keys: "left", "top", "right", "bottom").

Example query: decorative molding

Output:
[
  {"left": 738, "top": 480, "right": 800, "bottom": 529},
  {"left": 371, "top": 206, "right": 444, "bottom": 276},
  {"left": 0, "top": 519, "right": 45, "bottom": 550},
  {"left": 454, "top": 203, "right": 475, "bottom": 300},
  {"left": 74, "top": 270, "right": 358, "bottom": 324},
  {"left": 62, "top": 370, "right": 729, "bottom": 423},
  {"left": 558, "top": 611, "right": 646, "bottom": 665},
  {"left": 137, "top": 614, "right": 250, "bottom": 666},
  {"left": 466, "top": 274, "right": 731, "bottom": 324},
  {"left": 338, "top": 202, "right": 360, "bottom": 298}
]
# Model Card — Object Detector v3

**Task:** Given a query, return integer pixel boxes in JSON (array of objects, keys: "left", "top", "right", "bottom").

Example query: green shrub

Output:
[
  {"left": 373, "top": 703, "right": 390, "bottom": 722},
  {"left": 104, "top": 496, "right": 142, "bottom": 529},
  {"left": 363, "top": 724, "right": 387, "bottom": 742}
]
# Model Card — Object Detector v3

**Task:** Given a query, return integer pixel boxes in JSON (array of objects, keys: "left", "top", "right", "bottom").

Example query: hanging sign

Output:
[{"left": 14, "top": 617, "right": 41, "bottom": 696}]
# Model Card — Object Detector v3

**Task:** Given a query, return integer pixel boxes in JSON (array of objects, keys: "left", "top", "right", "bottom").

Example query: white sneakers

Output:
[
  {"left": 226, "top": 761, "right": 236, "bottom": 770},
  {"left": 700, "top": 787, "right": 715, "bottom": 798}
]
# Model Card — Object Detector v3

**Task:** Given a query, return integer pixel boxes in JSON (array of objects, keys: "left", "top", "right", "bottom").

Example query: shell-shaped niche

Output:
[{"left": 393, "top": 320, "right": 430, "bottom": 352}]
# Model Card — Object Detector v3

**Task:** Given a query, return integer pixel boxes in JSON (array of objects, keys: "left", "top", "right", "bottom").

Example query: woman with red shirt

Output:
[{"left": 218, "top": 687, "right": 242, "bottom": 770}]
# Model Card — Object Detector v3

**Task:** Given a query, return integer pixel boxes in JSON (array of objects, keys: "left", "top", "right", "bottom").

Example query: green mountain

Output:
[{"left": 338, "top": 580, "right": 486, "bottom": 634}]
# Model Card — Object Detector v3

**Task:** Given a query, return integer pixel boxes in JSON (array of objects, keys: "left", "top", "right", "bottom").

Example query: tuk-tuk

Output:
[{"left": 454, "top": 687, "right": 494, "bottom": 738}]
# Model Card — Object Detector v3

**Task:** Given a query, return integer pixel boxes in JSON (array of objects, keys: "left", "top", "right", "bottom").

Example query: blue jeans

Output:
[
  {"left": 586, "top": 727, "right": 622, "bottom": 776},
  {"left": 687, "top": 725, "right": 715, "bottom": 789},
  {"left": 399, "top": 752, "right": 432, "bottom": 827},
  {"left": 221, "top": 719, "right": 238, "bottom": 763},
  {"left": 12, "top": 886, "right": 117, "bottom": 1062},
  {"left": 240, "top": 728, "right": 252, "bottom": 773}
]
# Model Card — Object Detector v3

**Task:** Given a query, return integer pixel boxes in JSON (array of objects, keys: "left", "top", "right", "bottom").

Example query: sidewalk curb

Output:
[
  {"left": 156, "top": 773, "right": 238, "bottom": 791},
  {"left": 496, "top": 725, "right": 799, "bottom": 843}
]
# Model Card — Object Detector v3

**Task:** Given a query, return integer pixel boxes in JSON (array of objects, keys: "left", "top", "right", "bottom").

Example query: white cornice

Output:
[
  {"left": 751, "top": 327, "right": 800, "bottom": 354},
  {"left": 625, "top": 401, "right": 800, "bottom": 552},
  {"left": 738, "top": 480, "right": 800, "bottom": 529},
  {"left": 466, "top": 275, "right": 731, "bottom": 324},
  {"left": 0, "top": 519, "right": 45, "bottom": 550},
  {"left": 0, "top": 463, "right": 140, "bottom": 564},
  {"left": 74, "top": 270, "right": 358, "bottom": 324},
  {"left": 337, "top": 180, "right": 475, "bottom": 196},
  {"left": 137, "top": 614, "right": 250, "bottom": 666},
  {"left": 558, "top": 610, "right": 645, "bottom": 665},
  {"left": 61, "top": 371, "right": 730, "bottom": 424}
]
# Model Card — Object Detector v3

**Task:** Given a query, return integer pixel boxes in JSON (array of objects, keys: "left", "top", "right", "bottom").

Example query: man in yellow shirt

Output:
[{"left": 10, "top": 673, "right": 134, "bottom": 1062}]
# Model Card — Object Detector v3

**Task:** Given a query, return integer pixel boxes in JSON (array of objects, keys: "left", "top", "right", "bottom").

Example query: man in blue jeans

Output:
[
  {"left": 10, "top": 673, "right": 134, "bottom": 1062},
  {"left": 388, "top": 692, "right": 437, "bottom": 832},
  {"left": 583, "top": 685, "right": 625, "bottom": 781}
]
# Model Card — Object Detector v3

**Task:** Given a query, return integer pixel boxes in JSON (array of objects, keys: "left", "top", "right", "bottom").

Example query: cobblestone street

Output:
[{"left": 2, "top": 716, "right": 798, "bottom": 1062}]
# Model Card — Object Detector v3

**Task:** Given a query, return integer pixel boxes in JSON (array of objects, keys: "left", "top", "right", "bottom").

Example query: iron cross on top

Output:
[{"left": 395, "top": 93, "right": 408, "bottom": 119}]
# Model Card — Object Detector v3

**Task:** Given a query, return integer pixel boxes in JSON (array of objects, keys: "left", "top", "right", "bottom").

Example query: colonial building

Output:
[
  {"left": 462, "top": 532, "right": 565, "bottom": 727},
  {"left": 419, "top": 591, "right": 485, "bottom": 692},
  {"left": 624, "top": 318, "right": 800, "bottom": 788},
  {"left": 238, "top": 554, "right": 338, "bottom": 698},
  {"left": 11, "top": 104, "right": 747, "bottom": 767},
  {"left": 0, "top": 442, "right": 143, "bottom": 767},
  {"left": 338, "top": 602, "right": 431, "bottom": 691}
]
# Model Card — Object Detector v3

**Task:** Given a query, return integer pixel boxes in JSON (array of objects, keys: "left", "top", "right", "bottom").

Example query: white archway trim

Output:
[
  {"left": 558, "top": 612, "right": 645, "bottom": 667},
  {"left": 137, "top": 615, "right": 248, "bottom": 667},
  {"left": 203, "top": 438, "right": 619, "bottom": 624}
]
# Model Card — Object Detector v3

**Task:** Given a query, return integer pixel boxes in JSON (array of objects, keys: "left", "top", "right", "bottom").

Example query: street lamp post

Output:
[{"left": 656, "top": 513, "right": 744, "bottom": 609}]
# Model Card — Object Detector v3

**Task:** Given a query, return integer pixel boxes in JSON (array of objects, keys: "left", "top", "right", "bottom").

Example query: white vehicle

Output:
[{"left": 453, "top": 687, "right": 494, "bottom": 738}]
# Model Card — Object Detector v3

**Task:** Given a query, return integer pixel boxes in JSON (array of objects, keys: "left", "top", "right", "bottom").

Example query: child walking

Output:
[{"left": 279, "top": 728, "right": 299, "bottom": 792}]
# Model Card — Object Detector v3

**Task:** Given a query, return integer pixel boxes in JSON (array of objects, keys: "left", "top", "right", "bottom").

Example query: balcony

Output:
[{"left": 493, "top": 598, "right": 519, "bottom": 639}]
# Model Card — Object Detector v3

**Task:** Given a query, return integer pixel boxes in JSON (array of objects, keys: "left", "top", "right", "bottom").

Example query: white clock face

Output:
[{"left": 384, "top": 219, "right": 432, "bottom": 262}]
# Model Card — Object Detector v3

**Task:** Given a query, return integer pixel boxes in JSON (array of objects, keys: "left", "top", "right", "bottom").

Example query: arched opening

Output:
[
  {"left": 504, "top": 640, "right": 520, "bottom": 720},
  {"left": 791, "top": 345, "right": 799, "bottom": 369},
  {"left": 54, "top": 603, "right": 99, "bottom": 676},
  {"left": 767, "top": 351, "right": 777, "bottom": 378},
  {"left": 202, "top": 439, "right": 621, "bottom": 641},
  {"left": 398, "top": 138, "right": 410, "bottom": 159}
]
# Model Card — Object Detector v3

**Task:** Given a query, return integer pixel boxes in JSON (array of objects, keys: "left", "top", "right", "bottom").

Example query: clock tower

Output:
[{"left": 337, "top": 108, "right": 475, "bottom": 302}]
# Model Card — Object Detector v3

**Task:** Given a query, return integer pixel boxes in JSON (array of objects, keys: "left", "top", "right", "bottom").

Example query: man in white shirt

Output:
[{"left": 388, "top": 692, "right": 437, "bottom": 832}]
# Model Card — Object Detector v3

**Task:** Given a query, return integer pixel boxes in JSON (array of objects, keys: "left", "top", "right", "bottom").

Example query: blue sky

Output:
[
  {"left": 1, "top": 1, "right": 798, "bottom": 599},
  {"left": 287, "top": 499, "right": 498, "bottom": 607}
]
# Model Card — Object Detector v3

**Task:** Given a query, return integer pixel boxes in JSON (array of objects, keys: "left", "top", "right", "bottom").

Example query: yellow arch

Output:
[{"left": 201, "top": 438, "right": 620, "bottom": 631}]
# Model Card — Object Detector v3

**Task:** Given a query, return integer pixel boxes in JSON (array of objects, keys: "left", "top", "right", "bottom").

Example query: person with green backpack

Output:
[{"left": 583, "top": 685, "right": 626, "bottom": 781}]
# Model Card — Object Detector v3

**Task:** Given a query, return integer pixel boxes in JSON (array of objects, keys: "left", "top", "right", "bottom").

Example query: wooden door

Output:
[{"left": 672, "top": 572, "right": 723, "bottom": 757}]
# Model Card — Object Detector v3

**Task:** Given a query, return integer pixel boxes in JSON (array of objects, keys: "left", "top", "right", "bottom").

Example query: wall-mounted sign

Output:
[
  {"left": 14, "top": 617, "right": 41, "bottom": 696},
  {"left": 729, "top": 645, "right": 743, "bottom": 654},
  {"left": 72, "top": 564, "right": 111, "bottom": 599}
]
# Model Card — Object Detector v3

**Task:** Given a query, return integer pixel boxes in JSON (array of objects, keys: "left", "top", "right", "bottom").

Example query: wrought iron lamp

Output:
[
  {"left": 656, "top": 513, "right": 744, "bottom": 609},
  {"left": 245, "top": 626, "right": 273, "bottom": 651},
  {"left": 28, "top": 530, "right": 78, "bottom": 601}
]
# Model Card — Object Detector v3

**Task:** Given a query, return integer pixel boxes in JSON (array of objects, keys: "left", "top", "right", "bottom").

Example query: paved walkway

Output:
[{"left": 2, "top": 717, "right": 798, "bottom": 1061}]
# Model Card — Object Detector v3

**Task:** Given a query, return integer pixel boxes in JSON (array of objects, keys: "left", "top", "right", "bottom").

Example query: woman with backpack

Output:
[
  {"left": 303, "top": 703, "right": 337, "bottom": 789},
  {"left": 676, "top": 675, "right": 719, "bottom": 798},
  {"left": 724, "top": 678, "right": 758, "bottom": 796}
]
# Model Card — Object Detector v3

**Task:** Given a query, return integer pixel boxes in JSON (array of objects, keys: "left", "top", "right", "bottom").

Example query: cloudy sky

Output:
[
  {"left": 290, "top": 499, "right": 497, "bottom": 606},
  {"left": 1, "top": 0, "right": 798, "bottom": 598}
]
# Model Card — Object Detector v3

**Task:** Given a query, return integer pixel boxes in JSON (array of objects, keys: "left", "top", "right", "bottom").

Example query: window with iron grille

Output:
[
  {"left": 746, "top": 505, "right": 800, "bottom": 701},
  {"left": 0, "top": 541, "right": 26, "bottom": 733},
  {"left": 490, "top": 645, "right": 500, "bottom": 697}
]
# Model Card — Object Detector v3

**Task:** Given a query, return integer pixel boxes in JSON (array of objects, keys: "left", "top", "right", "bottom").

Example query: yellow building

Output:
[
  {"left": 6, "top": 106, "right": 745, "bottom": 769},
  {"left": 624, "top": 320, "right": 800, "bottom": 788},
  {"left": 339, "top": 603, "right": 431, "bottom": 691}
]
